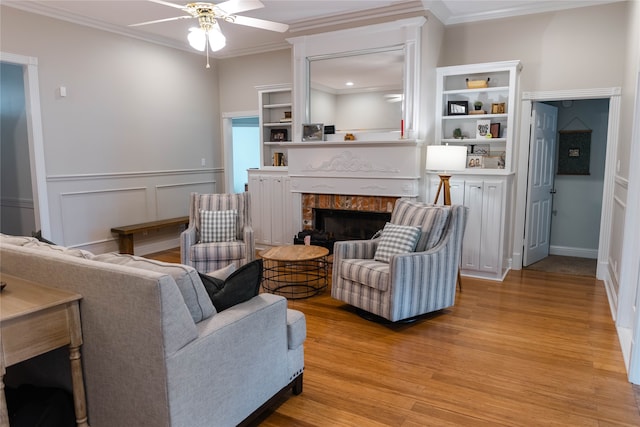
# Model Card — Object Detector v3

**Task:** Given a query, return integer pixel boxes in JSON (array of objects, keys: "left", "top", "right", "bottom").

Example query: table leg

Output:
[
  {"left": 0, "top": 357, "right": 8, "bottom": 427},
  {"left": 118, "top": 234, "right": 134, "bottom": 255},
  {"left": 68, "top": 304, "right": 89, "bottom": 427}
]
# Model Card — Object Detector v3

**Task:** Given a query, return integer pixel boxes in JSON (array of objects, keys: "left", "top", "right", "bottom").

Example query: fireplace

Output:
[
  {"left": 314, "top": 209, "right": 390, "bottom": 241},
  {"left": 294, "top": 193, "right": 398, "bottom": 251}
]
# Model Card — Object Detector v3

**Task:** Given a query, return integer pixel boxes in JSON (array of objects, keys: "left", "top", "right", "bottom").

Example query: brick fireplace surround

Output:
[{"left": 302, "top": 194, "right": 399, "bottom": 230}]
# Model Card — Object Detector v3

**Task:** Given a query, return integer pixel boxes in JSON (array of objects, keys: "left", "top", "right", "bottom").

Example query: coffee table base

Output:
[{"left": 260, "top": 245, "right": 329, "bottom": 299}]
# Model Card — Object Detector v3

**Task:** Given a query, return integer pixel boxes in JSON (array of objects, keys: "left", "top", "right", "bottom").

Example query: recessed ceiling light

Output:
[{"left": 345, "top": 81, "right": 354, "bottom": 86}]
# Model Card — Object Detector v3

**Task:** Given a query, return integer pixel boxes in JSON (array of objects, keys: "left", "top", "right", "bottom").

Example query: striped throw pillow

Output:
[
  {"left": 200, "top": 209, "right": 237, "bottom": 243},
  {"left": 373, "top": 222, "right": 421, "bottom": 263}
]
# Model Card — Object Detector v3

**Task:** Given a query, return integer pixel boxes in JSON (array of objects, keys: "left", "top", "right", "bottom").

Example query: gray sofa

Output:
[{"left": 0, "top": 235, "right": 305, "bottom": 427}]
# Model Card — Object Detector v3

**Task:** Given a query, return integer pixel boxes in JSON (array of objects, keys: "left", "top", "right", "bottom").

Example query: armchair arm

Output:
[
  {"left": 180, "top": 225, "right": 197, "bottom": 266},
  {"left": 243, "top": 225, "right": 255, "bottom": 262}
]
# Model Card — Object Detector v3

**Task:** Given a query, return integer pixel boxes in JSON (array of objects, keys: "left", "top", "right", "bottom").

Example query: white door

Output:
[{"left": 523, "top": 102, "right": 558, "bottom": 266}]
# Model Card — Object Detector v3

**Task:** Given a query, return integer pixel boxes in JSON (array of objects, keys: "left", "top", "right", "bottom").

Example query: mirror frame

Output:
[{"left": 288, "top": 17, "right": 426, "bottom": 142}]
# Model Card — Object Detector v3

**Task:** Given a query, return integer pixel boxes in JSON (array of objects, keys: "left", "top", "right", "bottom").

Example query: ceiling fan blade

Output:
[
  {"left": 147, "top": 0, "right": 188, "bottom": 11},
  {"left": 230, "top": 15, "right": 288, "bottom": 33},
  {"left": 216, "top": 0, "right": 264, "bottom": 15},
  {"left": 129, "top": 15, "right": 193, "bottom": 27}
]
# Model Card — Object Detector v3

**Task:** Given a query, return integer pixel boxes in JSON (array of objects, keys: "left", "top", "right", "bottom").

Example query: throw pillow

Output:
[
  {"left": 199, "top": 259, "right": 263, "bottom": 312},
  {"left": 206, "top": 263, "right": 237, "bottom": 281},
  {"left": 199, "top": 209, "right": 237, "bottom": 243},
  {"left": 93, "top": 253, "right": 215, "bottom": 323},
  {"left": 373, "top": 222, "right": 422, "bottom": 263}
]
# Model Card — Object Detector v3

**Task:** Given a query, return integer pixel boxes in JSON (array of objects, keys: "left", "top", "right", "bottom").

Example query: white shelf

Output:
[
  {"left": 264, "top": 103, "right": 292, "bottom": 109},
  {"left": 442, "top": 138, "right": 506, "bottom": 144},
  {"left": 443, "top": 86, "right": 509, "bottom": 95},
  {"left": 443, "top": 114, "right": 508, "bottom": 120},
  {"left": 264, "top": 122, "right": 292, "bottom": 127}
]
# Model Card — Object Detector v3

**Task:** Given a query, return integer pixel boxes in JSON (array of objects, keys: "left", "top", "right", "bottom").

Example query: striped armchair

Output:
[
  {"left": 331, "top": 200, "right": 468, "bottom": 322},
  {"left": 181, "top": 192, "right": 255, "bottom": 272}
]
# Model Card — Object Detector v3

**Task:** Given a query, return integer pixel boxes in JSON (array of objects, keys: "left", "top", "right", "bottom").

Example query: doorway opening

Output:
[
  {"left": 513, "top": 87, "right": 621, "bottom": 281},
  {"left": 222, "top": 111, "right": 260, "bottom": 193},
  {"left": 523, "top": 98, "right": 609, "bottom": 276},
  {"left": 0, "top": 52, "right": 50, "bottom": 238}
]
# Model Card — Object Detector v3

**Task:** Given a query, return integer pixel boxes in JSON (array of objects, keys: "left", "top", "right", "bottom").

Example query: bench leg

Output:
[{"left": 118, "top": 235, "right": 134, "bottom": 254}]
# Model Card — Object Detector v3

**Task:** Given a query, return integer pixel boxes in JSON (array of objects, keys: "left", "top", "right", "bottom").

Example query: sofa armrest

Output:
[{"left": 180, "top": 225, "right": 197, "bottom": 266}]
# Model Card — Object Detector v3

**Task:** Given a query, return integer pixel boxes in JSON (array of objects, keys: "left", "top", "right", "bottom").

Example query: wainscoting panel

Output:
[
  {"left": 60, "top": 187, "right": 148, "bottom": 246},
  {"left": 155, "top": 181, "right": 217, "bottom": 219}
]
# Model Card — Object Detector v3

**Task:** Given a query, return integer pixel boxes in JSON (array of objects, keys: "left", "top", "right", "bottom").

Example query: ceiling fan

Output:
[{"left": 130, "top": 0, "right": 289, "bottom": 67}]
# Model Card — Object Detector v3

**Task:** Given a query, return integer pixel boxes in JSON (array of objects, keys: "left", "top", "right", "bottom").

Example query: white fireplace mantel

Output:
[{"left": 286, "top": 139, "right": 424, "bottom": 197}]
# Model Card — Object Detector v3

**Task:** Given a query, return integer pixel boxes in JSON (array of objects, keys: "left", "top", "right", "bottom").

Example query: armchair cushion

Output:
[
  {"left": 198, "top": 259, "right": 263, "bottom": 311},
  {"left": 199, "top": 209, "right": 237, "bottom": 243},
  {"left": 339, "top": 259, "right": 390, "bottom": 291},
  {"left": 373, "top": 222, "right": 421, "bottom": 263}
]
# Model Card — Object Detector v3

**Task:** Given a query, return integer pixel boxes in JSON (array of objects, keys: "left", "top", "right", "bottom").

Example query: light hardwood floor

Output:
[{"left": 149, "top": 248, "right": 640, "bottom": 426}]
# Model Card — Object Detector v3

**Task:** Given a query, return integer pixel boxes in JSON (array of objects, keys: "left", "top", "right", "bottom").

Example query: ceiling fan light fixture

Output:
[
  {"left": 188, "top": 27, "right": 206, "bottom": 51},
  {"left": 207, "top": 23, "right": 226, "bottom": 52}
]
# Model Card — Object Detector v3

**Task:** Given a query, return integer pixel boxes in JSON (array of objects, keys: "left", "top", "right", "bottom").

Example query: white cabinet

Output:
[
  {"left": 248, "top": 170, "right": 295, "bottom": 248},
  {"left": 435, "top": 60, "right": 521, "bottom": 174},
  {"left": 257, "top": 84, "right": 292, "bottom": 169},
  {"left": 430, "top": 176, "right": 510, "bottom": 281}
]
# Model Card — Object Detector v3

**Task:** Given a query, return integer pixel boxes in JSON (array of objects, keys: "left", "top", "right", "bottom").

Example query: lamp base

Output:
[{"left": 433, "top": 174, "right": 453, "bottom": 206}]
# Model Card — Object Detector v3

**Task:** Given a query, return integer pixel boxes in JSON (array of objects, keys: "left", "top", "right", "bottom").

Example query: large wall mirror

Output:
[
  {"left": 308, "top": 47, "right": 404, "bottom": 135},
  {"left": 289, "top": 17, "right": 425, "bottom": 142}
]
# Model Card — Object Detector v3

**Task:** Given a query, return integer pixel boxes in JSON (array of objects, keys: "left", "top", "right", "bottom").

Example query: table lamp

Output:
[{"left": 426, "top": 145, "right": 467, "bottom": 205}]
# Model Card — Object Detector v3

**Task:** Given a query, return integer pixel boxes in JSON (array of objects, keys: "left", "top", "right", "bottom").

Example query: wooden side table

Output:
[
  {"left": 260, "top": 245, "right": 329, "bottom": 299},
  {"left": 0, "top": 274, "right": 90, "bottom": 427}
]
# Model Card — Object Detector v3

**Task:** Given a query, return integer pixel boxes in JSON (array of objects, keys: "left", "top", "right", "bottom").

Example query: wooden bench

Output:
[{"left": 111, "top": 216, "right": 189, "bottom": 255}]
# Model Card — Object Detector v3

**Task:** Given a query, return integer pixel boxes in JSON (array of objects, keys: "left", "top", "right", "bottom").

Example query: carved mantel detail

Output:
[{"left": 304, "top": 151, "right": 400, "bottom": 174}]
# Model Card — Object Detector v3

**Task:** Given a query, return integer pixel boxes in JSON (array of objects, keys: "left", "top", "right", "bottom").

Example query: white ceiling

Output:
[{"left": 3, "top": 0, "right": 622, "bottom": 58}]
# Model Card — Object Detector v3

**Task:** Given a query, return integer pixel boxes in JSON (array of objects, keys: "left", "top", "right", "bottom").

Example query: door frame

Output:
[
  {"left": 1, "top": 51, "right": 51, "bottom": 238},
  {"left": 221, "top": 110, "right": 258, "bottom": 193},
  {"left": 513, "top": 87, "right": 621, "bottom": 281}
]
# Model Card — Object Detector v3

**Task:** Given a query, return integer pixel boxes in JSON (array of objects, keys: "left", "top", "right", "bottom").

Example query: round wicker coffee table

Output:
[{"left": 260, "top": 245, "right": 329, "bottom": 299}]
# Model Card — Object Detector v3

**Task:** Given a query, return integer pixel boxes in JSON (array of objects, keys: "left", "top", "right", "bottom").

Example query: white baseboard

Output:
[{"left": 549, "top": 245, "right": 598, "bottom": 259}]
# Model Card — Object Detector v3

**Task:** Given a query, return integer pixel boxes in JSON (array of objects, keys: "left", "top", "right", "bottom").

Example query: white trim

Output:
[
  {"left": 513, "top": 89, "right": 621, "bottom": 276},
  {"left": 0, "top": 51, "right": 50, "bottom": 239},
  {"left": 549, "top": 246, "right": 598, "bottom": 259},
  {"left": 47, "top": 168, "right": 220, "bottom": 181}
]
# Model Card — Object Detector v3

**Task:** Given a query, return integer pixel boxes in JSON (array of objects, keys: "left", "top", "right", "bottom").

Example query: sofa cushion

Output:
[
  {"left": 373, "top": 222, "right": 421, "bottom": 263},
  {"left": 0, "top": 234, "right": 40, "bottom": 246},
  {"left": 390, "top": 200, "right": 451, "bottom": 252},
  {"left": 198, "top": 259, "right": 263, "bottom": 312},
  {"left": 190, "top": 240, "right": 246, "bottom": 262},
  {"left": 199, "top": 209, "right": 237, "bottom": 243},
  {"left": 93, "top": 253, "right": 215, "bottom": 323},
  {"left": 286, "top": 309, "right": 306, "bottom": 350},
  {"left": 339, "top": 259, "right": 390, "bottom": 291},
  {"left": 22, "top": 241, "right": 94, "bottom": 259}
]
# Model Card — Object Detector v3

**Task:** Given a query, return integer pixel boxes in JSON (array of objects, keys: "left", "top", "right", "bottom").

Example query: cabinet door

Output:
[
  {"left": 462, "top": 180, "right": 483, "bottom": 271},
  {"left": 269, "top": 175, "right": 286, "bottom": 246},
  {"left": 479, "top": 180, "right": 504, "bottom": 273},
  {"left": 248, "top": 174, "right": 271, "bottom": 245}
]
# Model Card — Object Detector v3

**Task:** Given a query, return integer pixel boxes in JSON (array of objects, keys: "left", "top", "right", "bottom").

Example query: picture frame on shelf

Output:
[
  {"left": 491, "top": 103, "right": 506, "bottom": 114},
  {"left": 447, "top": 100, "right": 468, "bottom": 116},
  {"left": 473, "top": 144, "right": 490, "bottom": 156},
  {"left": 490, "top": 123, "right": 501, "bottom": 138},
  {"left": 467, "top": 155, "right": 483, "bottom": 168},
  {"left": 483, "top": 155, "right": 503, "bottom": 169},
  {"left": 302, "top": 123, "right": 324, "bottom": 141},
  {"left": 476, "top": 119, "right": 491, "bottom": 139},
  {"left": 270, "top": 128, "right": 288, "bottom": 142}
]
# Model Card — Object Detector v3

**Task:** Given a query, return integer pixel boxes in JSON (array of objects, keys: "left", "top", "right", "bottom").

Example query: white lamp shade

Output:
[
  {"left": 426, "top": 145, "right": 468, "bottom": 172},
  {"left": 188, "top": 27, "right": 206, "bottom": 51},
  {"left": 207, "top": 23, "right": 226, "bottom": 51}
]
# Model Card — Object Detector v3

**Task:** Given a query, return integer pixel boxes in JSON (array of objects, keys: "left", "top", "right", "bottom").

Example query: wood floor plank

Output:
[{"left": 146, "top": 249, "right": 640, "bottom": 426}]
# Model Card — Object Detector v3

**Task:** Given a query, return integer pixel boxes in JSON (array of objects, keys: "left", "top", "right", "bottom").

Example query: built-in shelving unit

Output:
[
  {"left": 435, "top": 60, "right": 521, "bottom": 174},
  {"left": 257, "top": 84, "right": 292, "bottom": 168}
]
